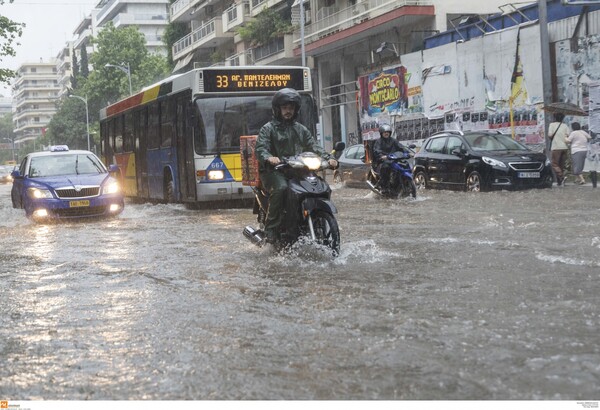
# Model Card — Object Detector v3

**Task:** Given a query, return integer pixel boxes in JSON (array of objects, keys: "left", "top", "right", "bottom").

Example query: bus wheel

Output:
[{"left": 165, "top": 178, "right": 175, "bottom": 203}]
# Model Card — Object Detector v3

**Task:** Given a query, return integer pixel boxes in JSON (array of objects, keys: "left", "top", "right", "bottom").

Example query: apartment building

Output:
[
  {"left": 56, "top": 43, "right": 74, "bottom": 98},
  {"left": 11, "top": 61, "right": 61, "bottom": 146},
  {"left": 169, "top": 0, "right": 515, "bottom": 150},
  {"left": 94, "top": 0, "right": 170, "bottom": 56}
]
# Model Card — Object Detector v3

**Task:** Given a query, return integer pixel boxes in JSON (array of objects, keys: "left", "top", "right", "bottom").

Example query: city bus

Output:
[{"left": 99, "top": 65, "right": 317, "bottom": 206}]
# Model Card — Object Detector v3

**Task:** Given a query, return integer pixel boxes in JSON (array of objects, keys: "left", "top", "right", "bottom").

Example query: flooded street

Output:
[{"left": 0, "top": 182, "right": 598, "bottom": 400}]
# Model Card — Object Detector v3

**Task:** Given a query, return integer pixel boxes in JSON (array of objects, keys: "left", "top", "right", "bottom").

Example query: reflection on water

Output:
[{"left": 0, "top": 184, "right": 599, "bottom": 400}]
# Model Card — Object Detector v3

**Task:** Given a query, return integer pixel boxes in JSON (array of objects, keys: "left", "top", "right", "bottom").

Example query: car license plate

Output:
[
  {"left": 69, "top": 200, "right": 90, "bottom": 207},
  {"left": 518, "top": 172, "right": 540, "bottom": 178}
]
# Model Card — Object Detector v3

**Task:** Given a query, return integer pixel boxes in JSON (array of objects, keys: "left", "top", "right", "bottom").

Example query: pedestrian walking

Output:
[
  {"left": 584, "top": 132, "right": 600, "bottom": 188},
  {"left": 565, "top": 122, "right": 592, "bottom": 185},
  {"left": 548, "top": 113, "right": 570, "bottom": 185}
]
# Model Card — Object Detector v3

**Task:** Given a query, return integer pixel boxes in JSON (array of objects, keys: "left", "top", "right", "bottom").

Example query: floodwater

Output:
[{"left": 0, "top": 181, "right": 598, "bottom": 400}]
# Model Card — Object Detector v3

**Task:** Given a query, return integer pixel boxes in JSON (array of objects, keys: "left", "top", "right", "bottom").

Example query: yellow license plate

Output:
[{"left": 69, "top": 200, "right": 90, "bottom": 208}]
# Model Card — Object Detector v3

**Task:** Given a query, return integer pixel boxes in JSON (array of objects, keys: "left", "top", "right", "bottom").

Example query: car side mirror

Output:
[
  {"left": 108, "top": 164, "right": 120, "bottom": 173},
  {"left": 360, "top": 155, "right": 366, "bottom": 163},
  {"left": 451, "top": 148, "right": 464, "bottom": 156},
  {"left": 11, "top": 169, "right": 21, "bottom": 178}
]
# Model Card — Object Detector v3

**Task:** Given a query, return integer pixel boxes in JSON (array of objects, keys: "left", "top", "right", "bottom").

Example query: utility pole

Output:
[{"left": 539, "top": 0, "right": 553, "bottom": 150}]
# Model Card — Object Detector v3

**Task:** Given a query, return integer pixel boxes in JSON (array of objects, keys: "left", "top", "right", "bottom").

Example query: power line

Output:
[{"left": 7, "top": 1, "right": 96, "bottom": 5}]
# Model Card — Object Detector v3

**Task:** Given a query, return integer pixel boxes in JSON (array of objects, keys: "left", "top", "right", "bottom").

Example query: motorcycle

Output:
[
  {"left": 366, "top": 147, "right": 417, "bottom": 199},
  {"left": 243, "top": 144, "right": 345, "bottom": 256}
]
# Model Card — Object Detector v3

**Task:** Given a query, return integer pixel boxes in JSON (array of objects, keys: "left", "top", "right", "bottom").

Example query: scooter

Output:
[
  {"left": 243, "top": 144, "right": 345, "bottom": 256},
  {"left": 366, "top": 148, "right": 417, "bottom": 199}
]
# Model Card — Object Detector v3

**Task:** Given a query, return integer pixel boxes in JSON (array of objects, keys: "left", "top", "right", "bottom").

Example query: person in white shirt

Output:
[
  {"left": 566, "top": 122, "right": 592, "bottom": 185},
  {"left": 548, "top": 113, "right": 570, "bottom": 185}
]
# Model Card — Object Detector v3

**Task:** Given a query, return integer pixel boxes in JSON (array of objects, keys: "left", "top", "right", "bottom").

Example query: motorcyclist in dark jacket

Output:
[
  {"left": 255, "top": 88, "right": 337, "bottom": 243},
  {"left": 372, "top": 123, "right": 404, "bottom": 193}
]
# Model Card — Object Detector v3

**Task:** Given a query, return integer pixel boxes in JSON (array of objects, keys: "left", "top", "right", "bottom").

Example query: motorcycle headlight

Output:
[
  {"left": 482, "top": 156, "right": 507, "bottom": 168},
  {"left": 103, "top": 181, "right": 120, "bottom": 194},
  {"left": 300, "top": 154, "right": 323, "bottom": 170},
  {"left": 28, "top": 187, "right": 53, "bottom": 199}
]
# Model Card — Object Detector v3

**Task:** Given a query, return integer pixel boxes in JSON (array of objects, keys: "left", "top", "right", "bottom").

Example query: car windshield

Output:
[
  {"left": 28, "top": 154, "right": 106, "bottom": 177},
  {"left": 465, "top": 134, "right": 528, "bottom": 151}
]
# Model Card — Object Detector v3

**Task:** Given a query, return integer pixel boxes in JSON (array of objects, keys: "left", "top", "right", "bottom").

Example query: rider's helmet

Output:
[
  {"left": 272, "top": 88, "right": 301, "bottom": 121},
  {"left": 379, "top": 123, "right": 392, "bottom": 137}
]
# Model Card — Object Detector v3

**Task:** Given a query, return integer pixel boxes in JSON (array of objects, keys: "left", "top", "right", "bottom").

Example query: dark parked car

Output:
[
  {"left": 11, "top": 145, "right": 125, "bottom": 221},
  {"left": 334, "top": 143, "right": 370, "bottom": 187},
  {"left": 413, "top": 131, "right": 553, "bottom": 192},
  {"left": 335, "top": 142, "right": 415, "bottom": 187}
]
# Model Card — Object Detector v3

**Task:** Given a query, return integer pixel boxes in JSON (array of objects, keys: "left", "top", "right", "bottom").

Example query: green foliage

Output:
[
  {"left": 80, "top": 46, "right": 89, "bottom": 78},
  {"left": 43, "top": 98, "right": 90, "bottom": 150},
  {"left": 0, "top": 112, "right": 16, "bottom": 163},
  {"left": 237, "top": 7, "right": 293, "bottom": 46},
  {"left": 0, "top": 0, "right": 25, "bottom": 85},
  {"left": 45, "top": 23, "right": 171, "bottom": 152},
  {"left": 162, "top": 21, "right": 188, "bottom": 67}
]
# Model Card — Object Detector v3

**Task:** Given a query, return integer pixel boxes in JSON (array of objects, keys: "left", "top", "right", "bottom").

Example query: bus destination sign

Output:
[{"left": 202, "top": 68, "right": 307, "bottom": 92}]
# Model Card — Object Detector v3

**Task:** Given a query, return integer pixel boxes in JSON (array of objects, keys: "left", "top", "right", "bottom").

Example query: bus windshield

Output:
[{"left": 194, "top": 94, "right": 317, "bottom": 155}]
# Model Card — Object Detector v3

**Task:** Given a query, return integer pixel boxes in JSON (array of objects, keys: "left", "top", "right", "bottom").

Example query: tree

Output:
[
  {"left": 45, "top": 23, "right": 171, "bottom": 151},
  {"left": 237, "top": 7, "right": 293, "bottom": 46},
  {"left": 80, "top": 45, "right": 89, "bottom": 78},
  {"left": 163, "top": 23, "right": 187, "bottom": 69},
  {"left": 0, "top": 0, "right": 25, "bottom": 85},
  {"left": 71, "top": 51, "right": 79, "bottom": 90},
  {"left": 42, "top": 98, "right": 89, "bottom": 150}
]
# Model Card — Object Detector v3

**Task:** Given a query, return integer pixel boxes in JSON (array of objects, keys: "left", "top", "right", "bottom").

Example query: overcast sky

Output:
[{"left": 1, "top": 0, "right": 98, "bottom": 97}]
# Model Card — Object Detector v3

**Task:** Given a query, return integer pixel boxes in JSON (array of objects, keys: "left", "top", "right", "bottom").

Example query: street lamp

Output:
[
  {"left": 69, "top": 95, "right": 91, "bottom": 151},
  {"left": 105, "top": 62, "right": 133, "bottom": 96}
]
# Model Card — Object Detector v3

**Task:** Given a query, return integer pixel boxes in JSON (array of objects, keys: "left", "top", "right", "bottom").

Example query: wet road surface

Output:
[{"left": 0, "top": 182, "right": 598, "bottom": 399}]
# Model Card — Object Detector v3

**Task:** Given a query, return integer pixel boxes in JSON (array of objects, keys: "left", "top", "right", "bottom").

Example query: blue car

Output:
[{"left": 11, "top": 145, "right": 124, "bottom": 221}]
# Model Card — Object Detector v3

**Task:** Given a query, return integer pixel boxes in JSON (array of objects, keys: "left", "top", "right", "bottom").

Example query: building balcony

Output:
[
  {"left": 297, "top": 0, "right": 433, "bottom": 45},
  {"left": 112, "top": 12, "right": 168, "bottom": 27},
  {"left": 225, "top": 50, "right": 252, "bottom": 66},
  {"left": 223, "top": 1, "right": 251, "bottom": 33},
  {"left": 172, "top": 17, "right": 234, "bottom": 61},
  {"left": 73, "top": 29, "right": 92, "bottom": 49},
  {"left": 250, "top": 34, "right": 295, "bottom": 65},
  {"left": 250, "top": 0, "right": 285, "bottom": 17}
]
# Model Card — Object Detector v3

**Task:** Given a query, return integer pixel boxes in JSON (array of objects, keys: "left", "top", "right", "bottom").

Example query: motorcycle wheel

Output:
[
  {"left": 333, "top": 170, "right": 342, "bottom": 184},
  {"left": 312, "top": 210, "right": 341, "bottom": 256},
  {"left": 403, "top": 178, "right": 417, "bottom": 199}
]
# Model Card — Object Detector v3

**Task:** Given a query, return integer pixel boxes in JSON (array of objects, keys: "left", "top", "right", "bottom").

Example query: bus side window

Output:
[
  {"left": 160, "top": 99, "right": 173, "bottom": 148},
  {"left": 148, "top": 102, "right": 159, "bottom": 149},
  {"left": 124, "top": 112, "right": 134, "bottom": 152},
  {"left": 114, "top": 115, "right": 124, "bottom": 153}
]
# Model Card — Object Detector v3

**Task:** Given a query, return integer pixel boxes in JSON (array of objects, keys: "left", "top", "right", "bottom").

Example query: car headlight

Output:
[
  {"left": 482, "top": 156, "right": 507, "bottom": 168},
  {"left": 208, "top": 170, "right": 225, "bottom": 180},
  {"left": 103, "top": 181, "right": 120, "bottom": 194},
  {"left": 27, "top": 187, "right": 53, "bottom": 199}
]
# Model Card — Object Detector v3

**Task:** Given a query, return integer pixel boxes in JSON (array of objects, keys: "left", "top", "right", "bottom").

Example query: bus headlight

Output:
[
  {"left": 28, "top": 187, "right": 53, "bottom": 199},
  {"left": 208, "top": 170, "right": 225, "bottom": 180}
]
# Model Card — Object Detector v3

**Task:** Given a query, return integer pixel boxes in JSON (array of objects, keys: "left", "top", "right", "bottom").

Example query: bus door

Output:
[
  {"left": 177, "top": 94, "right": 196, "bottom": 201},
  {"left": 135, "top": 108, "right": 150, "bottom": 199}
]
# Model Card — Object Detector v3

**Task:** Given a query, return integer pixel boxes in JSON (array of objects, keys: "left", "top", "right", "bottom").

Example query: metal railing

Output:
[{"left": 299, "top": 0, "right": 432, "bottom": 43}]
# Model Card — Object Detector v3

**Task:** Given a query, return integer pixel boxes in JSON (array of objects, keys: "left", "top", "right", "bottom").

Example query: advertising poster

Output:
[{"left": 358, "top": 66, "right": 408, "bottom": 140}]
